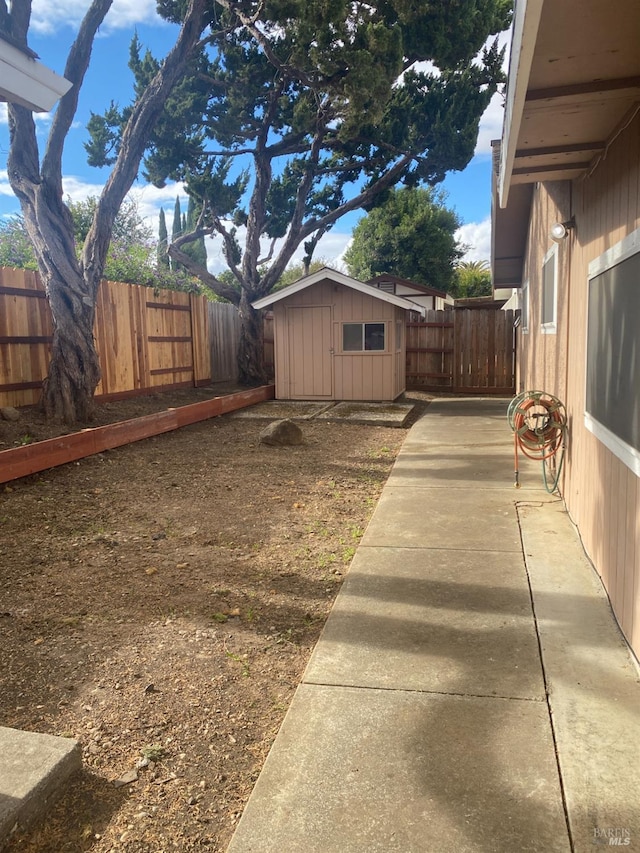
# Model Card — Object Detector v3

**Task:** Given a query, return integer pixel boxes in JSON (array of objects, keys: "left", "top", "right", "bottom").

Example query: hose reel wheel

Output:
[{"left": 507, "top": 391, "right": 567, "bottom": 491}]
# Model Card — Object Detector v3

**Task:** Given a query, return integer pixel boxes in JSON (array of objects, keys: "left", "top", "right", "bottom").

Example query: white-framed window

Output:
[
  {"left": 585, "top": 227, "right": 640, "bottom": 476},
  {"left": 342, "top": 322, "right": 386, "bottom": 352},
  {"left": 521, "top": 280, "right": 529, "bottom": 333},
  {"left": 541, "top": 244, "right": 557, "bottom": 333}
]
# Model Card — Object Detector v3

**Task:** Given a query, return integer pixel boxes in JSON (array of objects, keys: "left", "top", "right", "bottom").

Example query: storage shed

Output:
[{"left": 252, "top": 268, "right": 423, "bottom": 401}]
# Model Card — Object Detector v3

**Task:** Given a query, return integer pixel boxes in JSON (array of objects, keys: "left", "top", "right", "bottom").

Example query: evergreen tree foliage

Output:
[
  {"left": 344, "top": 187, "right": 463, "bottom": 293},
  {"left": 451, "top": 260, "right": 493, "bottom": 298},
  {"left": 172, "top": 196, "right": 183, "bottom": 243},
  {"left": 183, "top": 195, "right": 208, "bottom": 268},
  {"left": 0, "top": 199, "right": 196, "bottom": 290},
  {"left": 158, "top": 208, "right": 170, "bottom": 268},
  {"left": 87, "top": 0, "right": 511, "bottom": 382}
]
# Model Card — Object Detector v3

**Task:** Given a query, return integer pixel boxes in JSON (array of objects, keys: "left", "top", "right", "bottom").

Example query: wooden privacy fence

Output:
[
  {"left": 0, "top": 267, "right": 212, "bottom": 408},
  {"left": 207, "top": 302, "right": 274, "bottom": 382},
  {"left": 406, "top": 308, "right": 516, "bottom": 394}
]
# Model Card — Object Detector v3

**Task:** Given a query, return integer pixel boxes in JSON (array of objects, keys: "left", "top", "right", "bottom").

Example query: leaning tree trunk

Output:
[
  {"left": 15, "top": 174, "right": 103, "bottom": 424},
  {"left": 237, "top": 290, "right": 268, "bottom": 386},
  {"left": 42, "top": 267, "right": 101, "bottom": 424}
]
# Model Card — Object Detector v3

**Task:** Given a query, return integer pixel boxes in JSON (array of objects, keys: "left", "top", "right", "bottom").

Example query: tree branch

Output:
[
  {"left": 168, "top": 243, "right": 241, "bottom": 305},
  {"left": 42, "top": 0, "right": 114, "bottom": 190},
  {"left": 82, "top": 0, "right": 208, "bottom": 288}
]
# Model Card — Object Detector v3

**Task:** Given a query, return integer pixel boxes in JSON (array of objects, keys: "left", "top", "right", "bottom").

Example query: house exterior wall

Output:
[
  {"left": 272, "top": 278, "right": 405, "bottom": 401},
  {"left": 518, "top": 111, "right": 640, "bottom": 654}
]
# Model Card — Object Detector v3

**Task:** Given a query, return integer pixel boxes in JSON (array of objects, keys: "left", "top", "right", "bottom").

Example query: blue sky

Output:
[{"left": 0, "top": 2, "right": 509, "bottom": 273}]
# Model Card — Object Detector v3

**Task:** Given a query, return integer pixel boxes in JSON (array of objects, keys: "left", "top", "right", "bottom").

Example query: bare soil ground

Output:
[{"left": 0, "top": 385, "right": 430, "bottom": 852}]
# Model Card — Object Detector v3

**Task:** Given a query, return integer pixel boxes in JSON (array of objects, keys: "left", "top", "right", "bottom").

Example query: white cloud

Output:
[
  {"left": 0, "top": 170, "right": 16, "bottom": 197},
  {"left": 456, "top": 217, "right": 492, "bottom": 263},
  {"left": 30, "top": 0, "right": 162, "bottom": 35},
  {"left": 475, "top": 90, "right": 504, "bottom": 156},
  {"left": 0, "top": 101, "right": 56, "bottom": 132}
]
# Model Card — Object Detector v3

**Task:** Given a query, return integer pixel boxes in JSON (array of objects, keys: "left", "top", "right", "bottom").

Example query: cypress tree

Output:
[
  {"left": 171, "top": 196, "right": 182, "bottom": 242},
  {"left": 157, "top": 207, "right": 169, "bottom": 268}
]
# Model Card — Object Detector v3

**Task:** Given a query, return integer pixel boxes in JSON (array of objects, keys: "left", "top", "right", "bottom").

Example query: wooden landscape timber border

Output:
[{"left": 0, "top": 385, "right": 275, "bottom": 485}]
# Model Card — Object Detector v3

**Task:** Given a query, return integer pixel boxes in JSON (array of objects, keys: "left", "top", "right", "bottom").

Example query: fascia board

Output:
[
  {"left": 0, "top": 39, "right": 72, "bottom": 112},
  {"left": 498, "top": 0, "right": 544, "bottom": 208}
]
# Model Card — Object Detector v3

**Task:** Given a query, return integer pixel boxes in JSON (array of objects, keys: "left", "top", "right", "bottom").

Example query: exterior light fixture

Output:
[{"left": 550, "top": 217, "right": 576, "bottom": 243}]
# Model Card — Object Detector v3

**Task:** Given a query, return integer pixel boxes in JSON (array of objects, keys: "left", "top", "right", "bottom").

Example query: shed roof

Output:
[
  {"left": 367, "top": 274, "right": 449, "bottom": 299},
  {"left": 252, "top": 268, "right": 426, "bottom": 315},
  {"left": 492, "top": 0, "right": 640, "bottom": 287}
]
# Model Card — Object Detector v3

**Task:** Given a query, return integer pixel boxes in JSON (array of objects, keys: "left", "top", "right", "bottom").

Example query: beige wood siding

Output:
[
  {"left": 271, "top": 278, "right": 405, "bottom": 401},
  {"left": 519, "top": 111, "right": 640, "bottom": 654}
]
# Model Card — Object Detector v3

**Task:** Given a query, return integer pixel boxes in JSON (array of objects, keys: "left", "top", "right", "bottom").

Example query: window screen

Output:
[
  {"left": 342, "top": 322, "right": 385, "bottom": 351},
  {"left": 541, "top": 248, "right": 556, "bottom": 329},
  {"left": 586, "top": 249, "right": 640, "bottom": 461},
  {"left": 521, "top": 280, "right": 529, "bottom": 332}
]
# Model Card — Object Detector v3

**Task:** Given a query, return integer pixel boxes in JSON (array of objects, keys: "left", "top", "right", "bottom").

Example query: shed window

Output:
[
  {"left": 585, "top": 228, "right": 640, "bottom": 476},
  {"left": 342, "top": 322, "right": 385, "bottom": 351},
  {"left": 541, "top": 245, "right": 557, "bottom": 333}
]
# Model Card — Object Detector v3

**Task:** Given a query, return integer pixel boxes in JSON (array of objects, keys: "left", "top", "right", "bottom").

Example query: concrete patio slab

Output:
[
  {"left": 231, "top": 399, "right": 414, "bottom": 427},
  {"left": 227, "top": 684, "right": 570, "bottom": 853},
  {"left": 304, "top": 546, "right": 546, "bottom": 699},
  {"left": 386, "top": 444, "right": 545, "bottom": 490},
  {"left": 359, "top": 486, "right": 534, "bottom": 552},
  {"left": 227, "top": 398, "right": 640, "bottom": 853},
  {"left": 0, "top": 727, "right": 81, "bottom": 849},
  {"left": 230, "top": 400, "right": 334, "bottom": 419},
  {"left": 315, "top": 401, "right": 414, "bottom": 427}
]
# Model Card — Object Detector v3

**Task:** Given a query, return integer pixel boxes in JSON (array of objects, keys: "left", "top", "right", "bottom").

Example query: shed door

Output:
[{"left": 286, "top": 306, "right": 333, "bottom": 398}]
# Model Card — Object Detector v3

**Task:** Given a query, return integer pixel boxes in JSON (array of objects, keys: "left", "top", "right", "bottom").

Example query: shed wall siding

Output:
[
  {"left": 519, "top": 111, "right": 640, "bottom": 654},
  {"left": 272, "top": 279, "right": 405, "bottom": 401}
]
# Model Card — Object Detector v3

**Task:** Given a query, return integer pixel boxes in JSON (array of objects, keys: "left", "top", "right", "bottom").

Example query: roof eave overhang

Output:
[
  {"left": 0, "top": 38, "right": 72, "bottom": 111},
  {"left": 498, "top": 0, "right": 544, "bottom": 210},
  {"left": 252, "top": 268, "right": 426, "bottom": 316}
]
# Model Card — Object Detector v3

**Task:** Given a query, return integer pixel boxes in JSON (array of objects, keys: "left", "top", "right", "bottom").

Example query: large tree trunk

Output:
[
  {"left": 5, "top": 0, "right": 207, "bottom": 425},
  {"left": 42, "top": 269, "right": 101, "bottom": 423},
  {"left": 237, "top": 290, "right": 268, "bottom": 386}
]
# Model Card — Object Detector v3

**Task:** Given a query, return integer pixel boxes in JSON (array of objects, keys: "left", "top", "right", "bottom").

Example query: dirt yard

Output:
[{"left": 0, "top": 385, "right": 429, "bottom": 852}]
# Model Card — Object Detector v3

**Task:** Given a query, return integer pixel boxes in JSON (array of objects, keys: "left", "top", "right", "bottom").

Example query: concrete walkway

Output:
[{"left": 227, "top": 398, "right": 640, "bottom": 853}]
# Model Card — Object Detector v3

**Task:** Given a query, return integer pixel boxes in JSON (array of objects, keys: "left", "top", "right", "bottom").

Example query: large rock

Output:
[
  {"left": 0, "top": 406, "right": 20, "bottom": 422},
  {"left": 259, "top": 419, "right": 304, "bottom": 447}
]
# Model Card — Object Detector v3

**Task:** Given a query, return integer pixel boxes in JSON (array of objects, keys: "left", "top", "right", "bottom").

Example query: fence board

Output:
[
  {"left": 190, "top": 293, "right": 212, "bottom": 385},
  {"left": 0, "top": 268, "right": 213, "bottom": 408},
  {"left": 208, "top": 302, "right": 241, "bottom": 382},
  {"left": 0, "top": 268, "right": 53, "bottom": 406}
]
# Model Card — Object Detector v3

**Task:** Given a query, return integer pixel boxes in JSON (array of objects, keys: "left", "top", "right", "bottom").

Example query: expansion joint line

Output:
[{"left": 516, "top": 505, "right": 575, "bottom": 853}]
